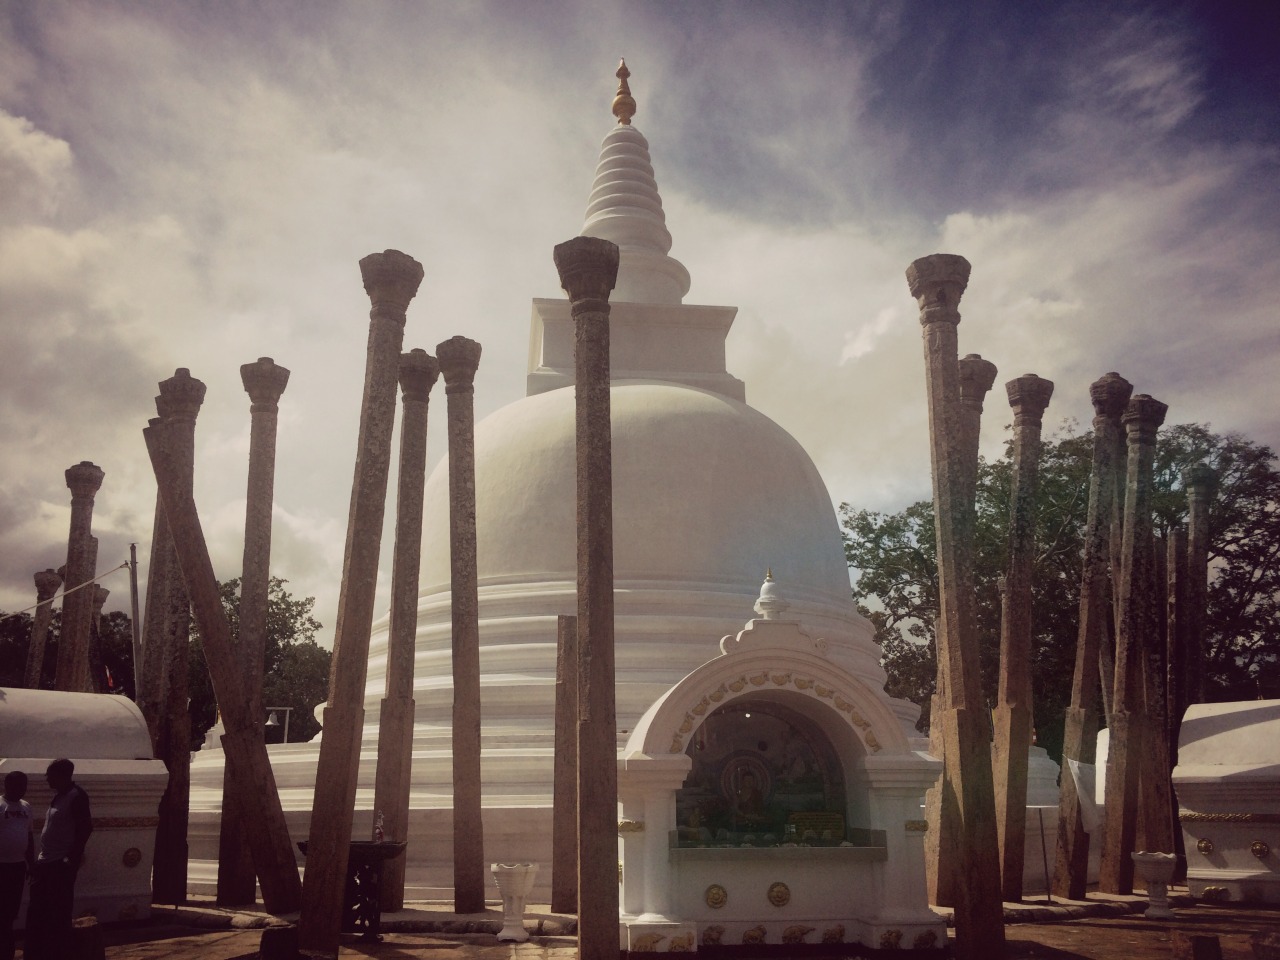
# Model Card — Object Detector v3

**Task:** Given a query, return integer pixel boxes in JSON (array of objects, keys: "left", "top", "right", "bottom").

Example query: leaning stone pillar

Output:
[
  {"left": 906, "top": 254, "right": 1004, "bottom": 958},
  {"left": 552, "top": 613, "right": 579, "bottom": 914},
  {"left": 373, "top": 348, "right": 439, "bottom": 912},
  {"left": 299, "top": 250, "right": 422, "bottom": 957},
  {"left": 152, "top": 368, "right": 206, "bottom": 905},
  {"left": 992, "top": 373, "right": 1054, "bottom": 902},
  {"left": 1183, "top": 464, "right": 1215, "bottom": 705},
  {"left": 218, "top": 356, "right": 291, "bottom": 906},
  {"left": 436, "top": 335, "right": 486, "bottom": 915},
  {"left": 1053, "top": 372, "right": 1131, "bottom": 900},
  {"left": 555, "top": 236, "right": 621, "bottom": 960},
  {"left": 22, "top": 569, "right": 62, "bottom": 689},
  {"left": 87, "top": 585, "right": 110, "bottom": 693},
  {"left": 1099, "top": 394, "right": 1167, "bottom": 894},
  {"left": 55, "top": 461, "right": 105, "bottom": 692}
]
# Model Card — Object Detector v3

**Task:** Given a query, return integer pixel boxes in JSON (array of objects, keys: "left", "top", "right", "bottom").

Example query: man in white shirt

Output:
[{"left": 0, "top": 771, "right": 35, "bottom": 960}]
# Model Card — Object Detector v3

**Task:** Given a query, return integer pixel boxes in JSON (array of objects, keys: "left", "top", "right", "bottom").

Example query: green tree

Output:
[
  {"left": 0, "top": 607, "right": 136, "bottom": 696},
  {"left": 188, "top": 577, "right": 329, "bottom": 749},
  {"left": 842, "top": 423, "right": 1280, "bottom": 761}
]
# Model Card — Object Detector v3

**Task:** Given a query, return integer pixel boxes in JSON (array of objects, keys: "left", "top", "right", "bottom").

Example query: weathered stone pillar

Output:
[
  {"left": 1183, "top": 463, "right": 1215, "bottom": 705},
  {"left": 1099, "top": 394, "right": 1167, "bottom": 894},
  {"left": 373, "top": 348, "right": 438, "bottom": 913},
  {"left": 143, "top": 418, "right": 301, "bottom": 915},
  {"left": 55, "top": 461, "right": 105, "bottom": 692},
  {"left": 22, "top": 569, "right": 62, "bottom": 689},
  {"left": 1101, "top": 415, "right": 1129, "bottom": 726},
  {"left": 1138, "top": 532, "right": 1174, "bottom": 855},
  {"left": 552, "top": 613, "right": 579, "bottom": 914},
  {"left": 1053, "top": 372, "right": 1131, "bottom": 901},
  {"left": 217, "top": 356, "right": 291, "bottom": 906},
  {"left": 992, "top": 373, "right": 1054, "bottom": 902},
  {"left": 299, "top": 250, "right": 422, "bottom": 957},
  {"left": 555, "top": 235, "right": 620, "bottom": 960},
  {"left": 151, "top": 368, "right": 205, "bottom": 905},
  {"left": 1166, "top": 526, "right": 1189, "bottom": 747},
  {"left": 906, "top": 254, "right": 1004, "bottom": 955},
  {"left": 436, "top": 335, "right": 485, "bottom": 915},
  {"left": 87, "top": 585, "right": 110, "bottom": 693}
]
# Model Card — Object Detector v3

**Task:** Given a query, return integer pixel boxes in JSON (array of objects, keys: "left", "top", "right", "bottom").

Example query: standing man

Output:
[
  {"left": 0, "top": 772, "right": 35, "bottom": 960},
  {"left": 25, "top": 760, "right": 91, "bottom": 960}
]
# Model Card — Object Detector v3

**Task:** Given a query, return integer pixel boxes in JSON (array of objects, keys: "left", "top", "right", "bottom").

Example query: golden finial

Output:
[
  {"left": 765, "top": 568, "right": 774, "bottom": 581},
  {"left": 612, "top": 59, "right": 636, "bottom": 126}
]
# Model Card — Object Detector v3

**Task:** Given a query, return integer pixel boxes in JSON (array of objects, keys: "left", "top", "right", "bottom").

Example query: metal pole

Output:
[{"left": 129, "top": 542, "right": 142, "bottom": 699}]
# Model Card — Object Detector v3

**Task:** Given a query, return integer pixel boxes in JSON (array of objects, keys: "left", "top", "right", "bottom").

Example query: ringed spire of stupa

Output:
[{"left": 580, "top": 60, "right": 691, "bottom": 304}]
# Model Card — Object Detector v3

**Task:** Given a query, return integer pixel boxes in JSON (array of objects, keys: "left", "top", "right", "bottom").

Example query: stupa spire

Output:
[{"left": 580, "top": 61, "right": 691, "bottom": 304}]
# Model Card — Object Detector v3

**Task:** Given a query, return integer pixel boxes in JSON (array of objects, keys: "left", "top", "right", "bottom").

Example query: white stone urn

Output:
[
  {"left": 491, "top": 862, "right": 539, "bottom": 942},
  {"left": 1130, "top": 851, "right": 1177, "bottom": 919}
]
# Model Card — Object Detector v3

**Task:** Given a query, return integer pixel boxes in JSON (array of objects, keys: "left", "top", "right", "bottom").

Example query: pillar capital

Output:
[
  {"left": 158, "top": 368, "right": 207, "bottom": 422},
  {"left": 359, "top": 249, "right": 424, "bottom": 324},
  {"left": 34, "top": 568, "right": 62, "bottom": 600},
  {"left": 958, "top": 354, "right": 998, "bottom": 409},
  {"left": 553, "top": 236, "right": 619, "bottom": 305},
  {"left": 398, "top": 348, "right": 439, "bottom": 403},
  {"left": 1006, "top": 373, "right": 1054, "bottom": 427},
  {"left": 91, "top": 585, "right": 109, "bottom": 611},
  {"left": 1183, "top": 462, "right": 1217, "bottom": 498},
  {"left": 1089, "top": 372, "right": 1133, "bottom": 422},
  {"left": 1122, "top": 394, "right": 1168, "bottom": 442},
  {"left": 240, "top": 357, "right": 291, "bottom": 411},
  {"left": 65, "top": 461, "right": 105, "bottom": 500},
  {"left": 436, "top": 336, "right": 482, "bottom": 393},
  {"left": 906, "top": 254, "right": 971, "bottom": 326}
]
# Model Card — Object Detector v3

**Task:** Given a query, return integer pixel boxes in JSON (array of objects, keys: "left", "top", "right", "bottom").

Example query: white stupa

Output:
[{"left": 191, "top": 65, "right": 939, "bottom": 946}]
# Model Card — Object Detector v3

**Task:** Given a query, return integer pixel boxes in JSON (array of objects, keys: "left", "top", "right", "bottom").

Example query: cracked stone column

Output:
[
  {"left": 373, "top": 348, "right": 438, "bottom": 913},
  {"left": 1183, "top": 464, "right": 1215, "bottom": 706},
  {"left": 552, "top": 613, "right": 579, "bottom": 914},
  {"left": 217, "top": 356, "right": 290, "bottom": 906},
  {"left": 993, "top": 373, "right": 1054, "bottom": 902},
  {"left": 1099, "top": 394, "right": 1167, "bottom": 894},
  {"left": 150, "top": 368, "right": 206, "bottom": 905},
  {"left": 555, "top": 235, "right": 620, "bottom": 960},
  {"left": 55, "top": 461, "right": 105, "bottom": 692},
  {"left": 906, "top": 254, "right": 1005, "bottom": 959},
  {"left": 1053, "top": 372, "right": 1131, "bottom": 900},
  {"left": 436, "top": 335, "right": 486, "bottom": 915},
  {"left": 299, "top": 250, "right": 422, "bottom": 958},
  {"left": 23, "top": 569, "right": 62, "bottom": 689}
]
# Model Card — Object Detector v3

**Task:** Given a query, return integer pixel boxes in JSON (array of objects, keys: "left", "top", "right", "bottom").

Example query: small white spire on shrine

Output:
[{"left": 753, "top": 569, "right": 791, "bottom": 620}]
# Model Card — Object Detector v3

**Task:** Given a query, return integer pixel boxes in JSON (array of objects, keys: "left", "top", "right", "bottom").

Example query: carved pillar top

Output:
[
  {"left": 158, "top": 368, "right": 207, "bottom": 422},
  {"left": 241, "top": 357, "right": 291, "bottom": 412},
  {"left": 1089, "top": 372, "right": 1133, "bottom": 422},
  {"left": 1006, "top": 374, "right": 1055, "bottom": 427},
  {"left": 436, "top": 336, "right": 482, "bottom": 393},
  {"left": 1184, "top": 462, "right": 1217, "bottom": 499},
  {"left": 553, "top": 236, "right": 620, "bottom": 305},
  {"left": 91, "top": 585, "right": 109, "bottom": 613},
  {"left": 1122, "top": 394, "right": 1168, "bottom": 443},
  {"left": 958, "top": 354, "right": 998, "bottom": 409},
  {"left": 399, "top": 348, "right": 440, "bottom": 403},
  {"left": 34, "top": 568, "right": 62, "bottom": 600},
  {"left": 65, "top": 461, "right": 105, "bottom": 500},
  {"left": 359, "top": 249, "right": 424, "bottom": 324},
  {"left": 906, "top": 254, "right": 971, "bottom": 325}
]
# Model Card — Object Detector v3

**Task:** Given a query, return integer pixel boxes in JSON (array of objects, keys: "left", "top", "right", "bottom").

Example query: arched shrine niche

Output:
[{"left": 675, "top": 694, "right": 865, "bottom": 847}]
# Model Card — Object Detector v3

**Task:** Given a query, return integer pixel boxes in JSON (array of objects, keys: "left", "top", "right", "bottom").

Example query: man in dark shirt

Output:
[{"left": 24, "top": 759, "right": 91, "bottom": 960}]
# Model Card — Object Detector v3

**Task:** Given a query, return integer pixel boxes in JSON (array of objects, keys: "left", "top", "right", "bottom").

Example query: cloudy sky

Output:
[{"left": 2, "top": 1, "right": 1277, "bottom": 635}]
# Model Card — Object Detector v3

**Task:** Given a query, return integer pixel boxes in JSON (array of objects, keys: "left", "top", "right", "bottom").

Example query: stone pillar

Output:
[
  {"left": 1053, "top": 372, "right": 1131, "bottom": 901},
  {"left": 906, "top": 254, "right": 1005, "bottom": 958},
  {"left": 87, "top": 585, "right": 110, "bottom": 693},
  {"left": 435, "top": 334, "right": 486, "bottom": 915},
  {"left": 151, "top": 368, "right": 205, "bottom": 906},
  {"left": 1183, "top": 464, "right": 1215, "bottom": 705},
  {"left": 1099, "top": 394, "right": 1167, "bottom": 894},
  {"left": 55, "top": 461, "right": 105, "bottom": 692},
  {"left": 142, "top": 418, "right": 302, "bottom": 915},
  {"left": 22, "top": 569, "right": 62, "bottom": 689},
  {"left": 217, "top": 356, "right": 291, "bottom": 906},
  {"left": 992, "top": 373, "right": 1054, "bottom": 902},
  {"left": 555, "top": 235, "right": 621, "bottom": 960},
  {"left": 1138, "top": 533, "right": 1174, "bottom": 855},
  {"left": 299, "top": 250, "right": 422, "bottom": 957},
  {"left": 1166, "top": 526, "right": 1189, "bottom": 748},
  {"left": 552, "top": 613, "right": 579, "bottom": 914},
  {"left": 1101, "top": 415, "right": 1129, "bottom": 726},
  {"left": 373, "top": 348, "right": 438, "bottom": 913}
]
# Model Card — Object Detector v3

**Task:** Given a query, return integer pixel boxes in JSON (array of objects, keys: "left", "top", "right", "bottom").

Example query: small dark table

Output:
[{"left": 297, "top": 840, "right": 408, "bottom": 941}]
